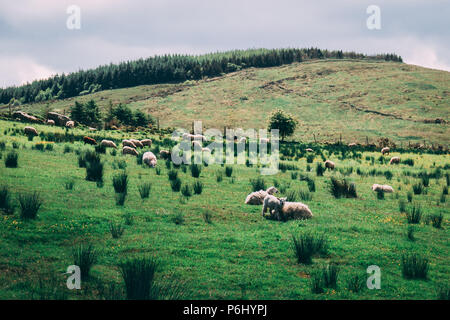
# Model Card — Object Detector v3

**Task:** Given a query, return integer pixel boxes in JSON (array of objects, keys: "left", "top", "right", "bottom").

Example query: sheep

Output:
[
  {"left": 244, "top": 186, "right": 279, "bottom": 205},
  {"left": 262, "top": 194, "right": 284, "bottom": 217},
  {"left": 47, "top": 119, "right": 55, "bottom": 126},
  {"left": 141, "top": 139, "right": 152, "bottom": 147},
  {"left": 142, "top": 151, "right": 157, "bottom": 167},
  {"left": 325, "top": 160, "right": 335, "bottom": 170},
  {"left": 389, "top": 156, "right": 400, "bottom": 165},
  {"left": 381, "top": 147, "right": 390, "bottom": 155},
  {"left": 24, "top": 126, "right": 38, "bottom": 136},
  {"left": 372, "top": 184, "right": 394, "bottom": 193},
  {"left": 305, "top": 148, "right": 314, "bottom": 152},
  {"left": 262, "top": 195, "right": 313, "bottom": 221},
  {"left": 83, "top": 136, "right": 97, "bottom": 145},
  {"left": 348, "top": 143, "right": 357, "bottom": 147},
  {"left": 122, "top": 146, "right": 138, "bottom": 156},
  {"left": 159, "top": 150, "right": 170, "bottom": 159},
  {"left": 101, "top": 139, "right": 117, "bottom": 148},
  {"left": 122, "top": 140, "right": 137, "bottom": 149},
  {"left": 65, "top": 121, "right": 75, "bottom": 128},
  {"left": 129, "top": 139, "right": 143, "bottom": 148}
]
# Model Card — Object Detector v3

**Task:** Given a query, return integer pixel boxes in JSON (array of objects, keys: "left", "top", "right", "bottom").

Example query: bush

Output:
[
  {"left": 401, "top": 254, "right": 429, "bottom": 279},
  {"left": 322, "top": 264, "right": 340, "bottom": 289},
  {"left": 216, "top": 171, "right": 223, "bottom": 182},
  {"left": 399, "top": 200, "right": 406, "bottom": 213},
  {"left": 250, "top": 177, "right": 266, "bottom": 191},
  {"left": 45, "top": 143, "right": 54, "bottom": 151},
  {"left": 403, "top": 158, "right": 414, "bottom": 166},
  {"left": 5, "top": 151, "right": 18, "bottom": 168},
  {"left": 421, "top": 175, "right": 430, "bottom": 187},
  {"left": 437, "top": 286, "right": 450, "bottom": 300},
  {"left": 203, "top": 211, "right": 213, "bottom": 224},
  {"left": 0, "top": 185, "right": 14, "bottom": 214},
  {"left": 225, "top": 166, "right": 233, "bottom": 177},
  {"left": 406, "top": 205, "right": 422, "bottom": 224},
  {"left": 407, "top": 192, "right": 413, "bottom": 202},
  {"left": 181, "top": 184, "right": 192, "bottom": 198},
  {"left": 18, "top": 192, "right": 42, "bottom": 219},
  {"left": 307, "top": 179, "right": 316, "bottom": 192},
  {"left": 124, "top": 212, "right": 134, "bottom": 226},
  {"left": 290, "top": 172, "right": 298, "bottom": 180},
  {"left": 298, "top": 189, "right": 312, "bottom": 201},
  {"left": 138, "top": 183, "right": 152, "bottom": 199},
  {"left": 384, "top": 170, "right": 393, "bottom": 180},
  {"left": 347, "top": 274, "right": 364, "bottom": 293},
  {"left": 316, "top": 163, "right": 325, "bottom": 176},
  {"left": 95, "top": 144, "right": 106, "bottom": 154},
  {"left": 306, "top": 154, "right": 314, "bottom": 163},
  {"left": 412, "top": 183, "right": 423, "bottom": 195},
  {"left": 172, "top": 212, "right": 184, "bottom": 225},
  {"left": 190, "top": 164, "right": 202, "bottom": 178},
  {"left": 170, "top": 178, "right": 182, "bottom": 192},
  {"left": 115, "top": 192, "right": 127, "bottom": 206},
  {"left": 119, "top": 257, "right": 159, "bottom": 300},
  {"left": 291, "top": 233, "right": 328, "bottom": 265},
  {"left": 329, "top": 177, "right": 357, "bottom": 198},
  {"left": 86, "top": 161, "right": 104, "bottom": 183},
  {"left": 376, "top": 189, "right": 385, "bottom": 200},
  {"left": 110, "top": 222, "right": 125, "bottom": 239},
  {"left": 72, "top": 243, "right": 97, "bottom": 281},
  {"left": 407, "top": 226, "right": 416, "bottom": 241},
  {"left": 65, "top": 180, "right": 75, "bottom": 190},
  {"left": 429, "top": 213, "right": 443, "bottom": 229},
  {"left": 309, "top": 270, "right": 324, "bottom": 294},
  {"left": 168, "top": 169, "right": 178, "bottom": 181},
  {"left": 113, "top": 172, "right": 128, "bottom": 194},
  {"left": 193, "top": 181, "right": 203, "bottom": 195}
]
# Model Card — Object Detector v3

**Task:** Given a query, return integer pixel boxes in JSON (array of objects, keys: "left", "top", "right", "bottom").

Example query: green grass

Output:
[{"left": 0, "top": 117, "right": 448, "bottom": 300}]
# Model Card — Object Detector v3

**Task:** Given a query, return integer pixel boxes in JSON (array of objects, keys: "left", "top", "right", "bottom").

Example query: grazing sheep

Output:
[
  {"left": 325, "top": 160, "right": 335, "bottom": 170},
  {"left": 47, "top": 119, "right": 55, "bottom": 126},
  {"left": 83, "top": 136, "right": 97, "bottom": 145},
  {"left": 141, "top": 139, "right": 152, "bottom": 147},
  {"left": 122, "top": 140, "right": 137, "bottom": 149},
  {"left": 381, "top": 147, "right": 390, "bottom": 155},
  {"left": 263, "top": 195, "right": 313, "bottom": 221},
  {"left": 348, "top": 143, "right": 357, "bottom": 147},
  {"left": 142, "top": 151, "right": 157, "bottom": 167},
  {"left": 159, "top": 150, "right": 170, "bottom": 159},
  {"left": 122, "top": 146, "right": 138, "bottom": 156},
  {"left": 47, "top": 112, "right": 71, "bottom": 126},
  {"left": 244, "top": 186, "right": 279, "bottom": 205},
  {"left": 24, "top": 126, "right": 38, "bottom": 136},
  {"left": 372, "top": 184, "right": 394, "bottom": 193},
  {"left": 65, "top": 121, "right": 75, "bottom": 128},
  {"left": 129, "top": 139, "right": 143, "bottom": 148},
  {"left": 101, "top": 139, "right": 117, "bottom": 148},
  {"left": 389, "top": 156, "right": 400, "bottom": 165},
  {"left": 305, "top": 148, "right": 314, "bottom": 152}
]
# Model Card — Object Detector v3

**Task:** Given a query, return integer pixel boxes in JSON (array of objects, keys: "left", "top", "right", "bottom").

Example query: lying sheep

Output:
[
  {"left": 372, "top": 184, "right": 394, "bottom": 193},
  {"left": 24, "top": 126, "right": 38, "bottom": 136},
  {"left": 122, "top": 146, "right": 138, "bottom": 156},
  {"left": 389, "top": 156, "right": 400, "bottom": 165},
  {"left": 130, "top": 139, "right": 143, "bottom": 148},
  {"left": 244, "top": 187, "right": 279, "bottom": 205},
  {"left": 263, "top": 195, "right": 313, "bottom": 221},
  {"left": 325, "top": 160, "right": 335, "bottom": 170},
  {"left": 65, "top": 121, "right": 75, "bottom": 128},
  {"left": 83, "top": 136, "right": 97, "bottom": 145},
  {"left": 159, "top": 150, "right": 170, "bottom": 159},
  {"left": 143, "top": 151, "right": 157, "bottom": 167},
  {"left": 47, "top": 119, "right": 55, "bottom": 126},
  {"left": 123, "top": 140, "right": 137, "bottom": 149},
  {"left": 141, "top": 139, "right": 152, "bottom": 147},
  {"left": 101, "top": 139, "right": 117, "bottom": 148},
  {"left": 381, "top": 147, "right": 390, "bottom": 155}
]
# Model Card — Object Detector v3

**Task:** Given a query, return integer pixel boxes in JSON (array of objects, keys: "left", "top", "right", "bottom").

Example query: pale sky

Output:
[{"left": 0, "top": 0, "right": 449, "bottom": 88}]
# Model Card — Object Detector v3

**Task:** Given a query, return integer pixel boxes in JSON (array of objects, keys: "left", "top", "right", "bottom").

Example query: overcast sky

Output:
[{"left": 0, "top": 0, "right": 449, "bottom": 88}]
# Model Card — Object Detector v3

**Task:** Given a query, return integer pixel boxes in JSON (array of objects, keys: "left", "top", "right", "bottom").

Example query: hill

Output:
[{"left": 6, "top": 59, "right": 450, "bottom": 146}]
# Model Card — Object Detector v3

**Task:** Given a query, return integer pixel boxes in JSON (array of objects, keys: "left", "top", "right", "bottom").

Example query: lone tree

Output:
[{"left": 267, "top": 109, "right": 298, "bottom": 141}]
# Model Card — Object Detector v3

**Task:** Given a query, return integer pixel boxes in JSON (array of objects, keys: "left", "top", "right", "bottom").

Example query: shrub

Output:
[
  {"left": 443, "top": 186, "right": 448, "bottom": 195},
  {"left": 384, "top": 170, "right": 393, "bottom": 180},
  {"left": 155, "top": 167, "right": 161, "bottom": 175},
  {"left": 376, "top": 189, "right": 385, "bottom": 200},
  {"left": 0, "top": 186, "right": 14, "bottom": 214},
  {"left": 291, "top": 233, "right": 328, "bottom": 265},
  {"left": 172, "top": 212, "right": 184, "bottom": 225},
  {"left": 401, "top": 254, "right": 429, "bottom": 279},
  {"left": 306, "top": 154, "right": 314, "bottom": 163},
  {"left": 421, "top": 175, "right": 430, "bottom": 187},
  {"left": 309, "top": 270, "right": 324, "bottom": 294},
  {"left": 124, "top": 212, "right": 134, "bottom": 226},
  {"left": 113, "top": 171, "right": 128, "bottom": 194},
  {"left": 403, "top": 158, "right": 414, "bottom": 166},
  {"left": 72, "top": 243, "right": 97, "bottom": 281},
  {"left": 398, "top": 200, "right": 406, "bottom": 213},
  {"left": 322, "top": 264, "right": 339, "bottom": 289},
  {"left": 216, "top": 171, "right": 223, "bottom": 182},
  {"left": 429, "top": 213, "right": 443, "bottom": 229},
  {"left": 329, "top": 177, "right": 357, "bottom": 198},
  {"left": 86, "top": 161, "right": 104, "bottom": 183},
  {"left": 316, "top": 163, "right": 325, "bottom": 176},
  {"left": 412, "top": 183, "right": 423, "bottom": 195},
  {"left": 347, "top": 274, "right": 364, "bottom": 293},
  {"left": 95, "top": 144, "right": 106, "bottom": 154},
  {"left": 65, "top": 180, "right": 75, "bottom": 190},
  {"left": 115, "top": 192, "right": 127, "bottom": 206},
  {"left": 5, "top": 151, "right": 18, "bottom": 168},
  {"left": 0, "top": 141, "right": 5, "bottom": 150},
  {"left": 18, "top": 192, "right": 42, "bottom": 219},
  {"left": 119, "top": 257, "right": 158, "bottom": 300},
  {"left": 193, "top": 181, "right": 203, "bottom": 195},
  {"left": 249, "top": 177, "right": 266, "bottom": 191},
  {"left": 307, "top": 179, "right": 316, "bottom": 192},
  {"left": 167, "top": 169, "right": 178, "bottom": 181},
  {"left": 225, "top": 166, "right": 233, "bottom": 177},
  {"left": 406, "top": 205, "right": 422, "bottom": 224},
  {"left": 45, "top": 143, "right": 54, "bottom": 151},
  {"left": 437, "top": 286, "right": 450, "bottom": 300},
  {"left": 12, "top": 142, "right": 19, "bottom": 149},
  {"left": 110, "top": 149, "right": 117, "bottom": 156},
  {"left": 203, "top": 211, "right": 213, "bottom": 224},
  {"left": 138, "top": 183, "right": 152, "bottom": 199},
  {"left": 170, "top": 178, "right": 182, "bottom": 192},
  {"left": 190, "top": 164, "right": 202, "bottom": 178},
  {"left": 298, "top": 189, "right": 312, "bottom": 201},
  {"left": 290, "top": 172, "right": 298, "bottom": 180},
  {"left": 407, "top": 226, "right": 416, "bottom": 241},
  {"left": 407, "top": 192, "right": 413, "bottom": 202},
  {"left": 63, "top": 145, "right": 72, "bottom": 153},
  {"left": 181, "top": 184, "right": 192, "bottom": 198},
  {"left": 110, "top": 222, "right": 125, "bottom": 239}
]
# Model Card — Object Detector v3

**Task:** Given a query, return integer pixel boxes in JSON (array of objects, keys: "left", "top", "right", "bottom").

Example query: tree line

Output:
[{"left": 0, "top": 48, "right": 402, "bottom": 105}]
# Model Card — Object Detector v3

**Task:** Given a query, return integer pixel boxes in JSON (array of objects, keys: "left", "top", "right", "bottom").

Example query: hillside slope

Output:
[{"left": 14, "top": 59, "right": 450, "bottom": 145}]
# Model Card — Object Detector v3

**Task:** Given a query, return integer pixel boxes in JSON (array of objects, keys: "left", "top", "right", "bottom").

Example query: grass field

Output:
[
  {"left": 0, "top": 119, "right": 448, "bottom": 300},
  {"left": 7, "top": 59, "right": 450, "bottom": 146}
]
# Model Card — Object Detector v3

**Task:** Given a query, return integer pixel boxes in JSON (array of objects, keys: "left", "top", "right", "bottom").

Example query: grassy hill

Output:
[{"left": 11, "top": 59, "right": 450, "bottom": 147}]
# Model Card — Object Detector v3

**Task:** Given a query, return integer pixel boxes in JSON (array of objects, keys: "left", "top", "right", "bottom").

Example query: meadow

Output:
[{"left": 0, "top": 119, "right": 448, "bottom": 300}]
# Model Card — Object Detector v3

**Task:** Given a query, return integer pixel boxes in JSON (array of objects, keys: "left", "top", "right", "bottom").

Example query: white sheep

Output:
[
  {"left": 122, "top": 140, "right": 137, "bottom": 149},
  {"left": 24, "top": 126, "right": 38, "bottom": 136},
  {"left": 141, "top": 139, "right": 152, "bottom": 147},
  {"left": 47, "top": 119, "right": 55, "bottom": 126},
  {"left": 381, "top": 147, "right": 390, "bottom": 155},
  {"left": 389, "top": 156, "right": 400, "bottom": 165},
  {"left": 159, "top": 150, "right": 170, "bottom": 159},
  {"left": 130, "top": 139, "right": 143, "bottom": 148},
  {"left": 325, "top": 160, "right": 335, "bottom": 170},
  {"left": 143, "top": 151, "right": 157, "bottom": 167},
  {"left": 65, "top": 121, "right": 75, "bottom": 128},
  {"left": 305, "top": 148, "right": 314, "bottom": 152},
  {"left": 122, "top": 146, "right": 138, "bottom": 156},
  {"left": 244, "top": 187, "right": 279, "bottom": 205},
  {"left": 263, "top": 195, "right": 313, "bottom": 221},
  {"left": 372, "top": 184, "right": 394, "bottom": 193},
  {"left": 101, "top": 139, "right": 117, "bottom": 149}
]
